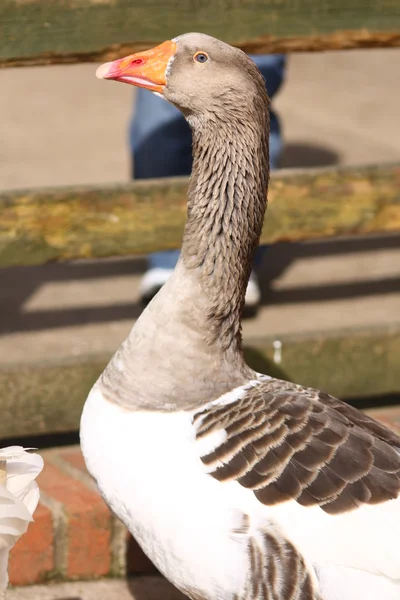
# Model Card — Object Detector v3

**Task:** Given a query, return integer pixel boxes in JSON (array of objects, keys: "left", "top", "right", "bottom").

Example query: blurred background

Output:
[{"left": 2, "top": 50, "right": 399, "bottom": 187}]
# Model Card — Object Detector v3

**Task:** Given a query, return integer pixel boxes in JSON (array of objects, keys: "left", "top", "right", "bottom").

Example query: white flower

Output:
[{"left": 0, "top": 447, "right": 43, "bottom": 599}]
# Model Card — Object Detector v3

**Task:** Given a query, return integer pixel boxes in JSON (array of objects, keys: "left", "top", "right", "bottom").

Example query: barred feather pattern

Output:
[
  {"left": 240, "top": 529, "right": 321, "bottom": 600},
  {"left": 193, "top": 378, "right": 400, "bottom": 515}
]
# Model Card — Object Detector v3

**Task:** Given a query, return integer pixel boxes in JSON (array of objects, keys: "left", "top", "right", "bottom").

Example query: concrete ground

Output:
[
  {"left": 1, "top": 48, "right": 400, "bottom": 366},
  {"left": 1, "top": 238, "right": 400, "bottom": 367},
  {"left": 1, "top": 49, "right": 400, "bottom": 190}
]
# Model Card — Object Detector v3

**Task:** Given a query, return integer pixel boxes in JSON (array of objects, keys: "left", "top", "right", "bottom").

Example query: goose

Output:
[
  {"left": 80, "top": 33, "right": 400, "bottom": 599},
  {"left": 0, "top": 446, "right": 43, "bottom": 598}
]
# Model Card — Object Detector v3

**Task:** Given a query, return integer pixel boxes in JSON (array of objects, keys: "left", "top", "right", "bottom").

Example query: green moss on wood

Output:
[
  {"left": 252, "top": 326, "right": 399, "bottom": 398},
  {"left": 1, "top": 0, "right": 400, "bottom": 67},
  {"left": 0, "top": 325, "right": 399, "bottom": 439},
  {"left": 1, "top": 165, "right": 399, "bottom": 268},
  {"left": 0, "top": 358, "right": 107, "bottom": 438}
]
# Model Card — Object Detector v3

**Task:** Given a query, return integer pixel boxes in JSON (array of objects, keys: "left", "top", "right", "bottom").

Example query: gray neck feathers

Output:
[
  {"left": 182, "top": 92, "right": 270, "bottom": 351},
  {"left": 99, "top": 85, "right": 270, "bottom": 411}
]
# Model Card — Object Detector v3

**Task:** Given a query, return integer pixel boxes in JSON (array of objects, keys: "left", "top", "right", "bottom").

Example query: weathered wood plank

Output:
[
  {"left": 3, "top": 31, "right": 400, "bottom": 69},
  {"left": 1, "top": 324, "right": 399, "bottom": 439},
  {"left": 1, "top": 0, "right": 400, "bottom": 68},
  {"left": 1, "top": 165, "right": 399, "bottom": 268}
]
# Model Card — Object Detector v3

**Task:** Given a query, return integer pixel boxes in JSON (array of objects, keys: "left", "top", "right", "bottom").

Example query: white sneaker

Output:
[
  {"left": 140, "top": 267, "right": 261, "bottom": 308},
  {"left": 245, "top": 271, "right": 261, "bottom": 308},
  {"left": 139, "top": 268, "right": 174, "bottom": 303}
]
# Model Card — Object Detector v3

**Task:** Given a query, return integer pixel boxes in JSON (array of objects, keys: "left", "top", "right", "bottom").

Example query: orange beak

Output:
[{"left": 96, "top": 40, "right": 176, "bottom": 93}]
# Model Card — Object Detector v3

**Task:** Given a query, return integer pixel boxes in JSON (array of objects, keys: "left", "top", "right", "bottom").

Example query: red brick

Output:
[
  {"left": 61, "top": 449, "right": 88, "bottom": 474},
  {"left": 61, "top": 448, "right": 158, "bottom": 575},
  {"left": 9, "top": 502, "right": 54, "bottom": 585},
  {"left": 38, "top": 461, "right": 111, "bottom": 579}
]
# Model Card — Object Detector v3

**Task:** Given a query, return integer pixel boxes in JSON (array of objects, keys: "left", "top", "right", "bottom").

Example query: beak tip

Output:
[{"left": 96, "top": 62, "right": 112, "bottom": 80}]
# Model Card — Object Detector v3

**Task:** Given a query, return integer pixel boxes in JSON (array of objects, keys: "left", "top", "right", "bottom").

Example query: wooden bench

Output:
[{"left": 1, "top": 0, "right": 400, "bottom": 439}]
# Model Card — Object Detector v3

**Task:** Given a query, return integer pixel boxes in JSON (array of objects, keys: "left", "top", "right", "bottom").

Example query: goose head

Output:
[
  {"left": 96, "top": 32, "right": 268, "bottom": 126},
  {"left": 95, "top": 33, "right": 271, "bottom": 371}
]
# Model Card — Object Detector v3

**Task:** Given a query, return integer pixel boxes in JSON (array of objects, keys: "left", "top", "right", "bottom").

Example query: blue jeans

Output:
[{"left": 130, "top": 54, "right": 286, "bottom": 270}]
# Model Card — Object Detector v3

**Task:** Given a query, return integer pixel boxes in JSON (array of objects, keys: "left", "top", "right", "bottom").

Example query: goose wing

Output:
[{"left": 192, "top": 378, "right": 400, "bottom": 580}]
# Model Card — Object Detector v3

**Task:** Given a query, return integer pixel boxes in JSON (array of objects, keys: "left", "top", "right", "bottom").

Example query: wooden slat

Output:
[
  {"left": 1, "top": 324, "right": 399, "bottom": 439},
  {"left": 1, "top": 164, "right": 400, "bottom": 268},
  {"left": 1, "top": 0, "right": 400, "bottom": 68}
]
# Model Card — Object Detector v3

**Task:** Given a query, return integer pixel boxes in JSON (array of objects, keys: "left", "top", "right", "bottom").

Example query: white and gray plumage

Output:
[{"left": 81, "top": 33, "right": 400, "bottom": 600}]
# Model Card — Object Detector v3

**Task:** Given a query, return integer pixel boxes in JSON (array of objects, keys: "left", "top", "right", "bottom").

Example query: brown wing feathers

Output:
[
  {"left": 194, "top": 380, "right": 400, "bottom": 514},
  {"left": 243, "top": 534, "right": 321, "bottom": 600}
]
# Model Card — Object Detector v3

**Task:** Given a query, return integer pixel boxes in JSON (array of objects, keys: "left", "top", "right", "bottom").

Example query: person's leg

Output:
[
  {"left": 130, "top": 89, "right": 192, "bottom": 179},
  {"left": 250, "top": 55, "right": 286, "bottom": 269},
  {"left": 130, "top": 90, "right": 191, "bottom": 275},
  {"left": 131, "top": 55, "right": 286, "bottom": 304}
]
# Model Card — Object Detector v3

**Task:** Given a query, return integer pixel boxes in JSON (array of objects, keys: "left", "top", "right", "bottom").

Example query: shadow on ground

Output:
[
  {"left": 127, "top": 575, "right": 188, "bottom": 600},
  {"left": 280, "top": 142, "right": 339, "bottom": 168},
  {"left": 0, "top": 234, "right": 399, "bottom": 334}
]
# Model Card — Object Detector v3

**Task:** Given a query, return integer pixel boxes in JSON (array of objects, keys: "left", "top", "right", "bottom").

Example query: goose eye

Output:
[{"left": 194, "top": 52, "right": 209, "bottom": 63}]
